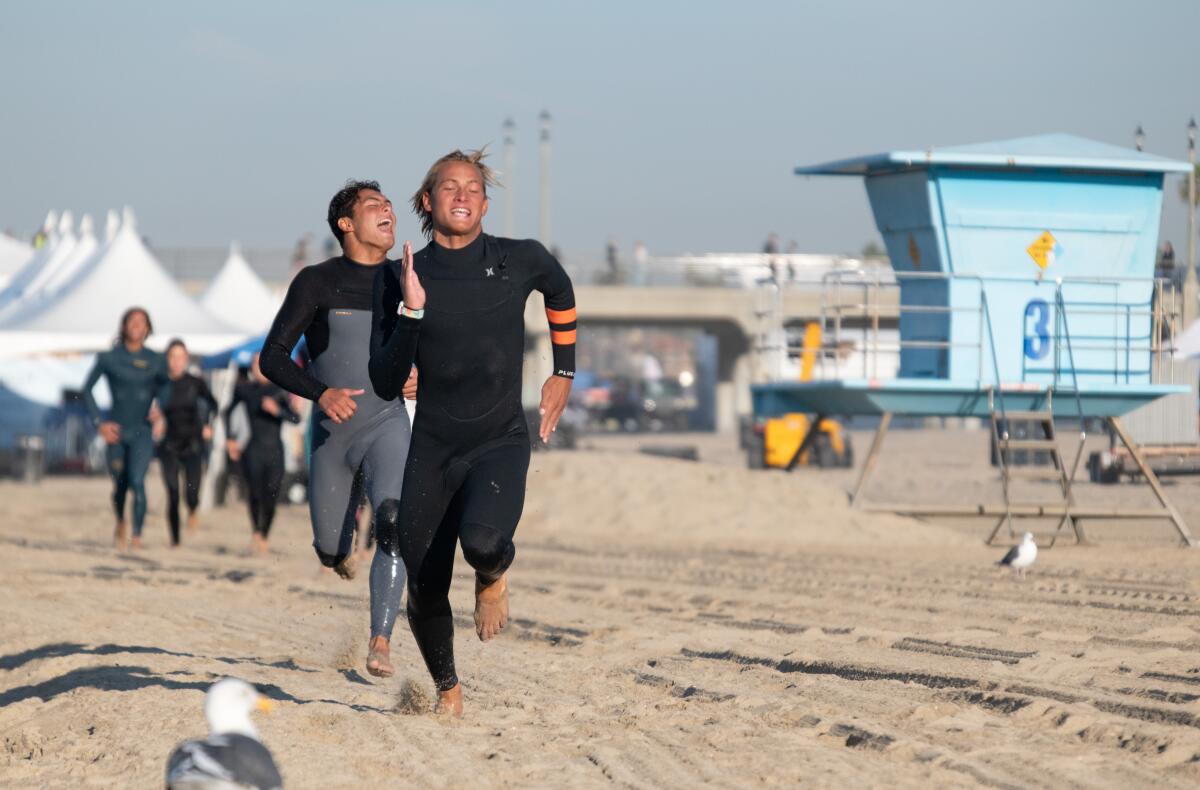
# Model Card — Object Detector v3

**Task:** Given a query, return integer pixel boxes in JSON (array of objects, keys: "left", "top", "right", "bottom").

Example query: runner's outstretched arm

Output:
[
  {"left": 259, "top": 269, "right": 328, "bottom": 402},
  {"left": 532, "top": 242, "right": 576, "bottom": 440}
]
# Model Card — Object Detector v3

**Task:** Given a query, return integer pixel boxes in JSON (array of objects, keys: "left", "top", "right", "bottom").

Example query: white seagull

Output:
[
  {"left": 997, "top": 532, "right": 1038, "bottom": 578},
  {"left": 166, "top": 677, "right": 282, "bottom": 790}
]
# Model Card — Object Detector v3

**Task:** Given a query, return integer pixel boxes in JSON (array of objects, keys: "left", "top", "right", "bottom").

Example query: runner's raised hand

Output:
[{"left": 400, "top": 240, "right": 425, "bottom": 310}]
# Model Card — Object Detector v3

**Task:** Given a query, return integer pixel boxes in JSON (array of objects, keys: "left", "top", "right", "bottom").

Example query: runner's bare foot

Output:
[
  {"left": 186, "top": 513, "right": 199, "bottom": 533},
  {"left": 130, "top": 536, "right": 144, "bottom": 550},
  {"left": 114, "top": 520, "right": 129, "bottom": 551},
  {"left": 334, "top": 553, "right": 358, "bottom": 580},
  {"left": 474, "top": 573, "right": 509, "bottom": 642},
  {"left": 365, "top": 635, "right": 394, "bottom": 678},
  {"left": 435, "top": 683, "right": 463, "bottom": 718}
]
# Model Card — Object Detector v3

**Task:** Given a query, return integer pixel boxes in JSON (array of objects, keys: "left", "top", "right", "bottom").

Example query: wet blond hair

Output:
[{"left": 411, "top": 148, "right": 499, "bottom": 239}]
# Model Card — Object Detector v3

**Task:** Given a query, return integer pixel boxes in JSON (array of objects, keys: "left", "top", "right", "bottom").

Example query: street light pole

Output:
[
  {"left": 502, "top": 117, "right": 516, "bottom": 238},
  {"left": 538, "top": 110, "right": 552, "bottom": 247},
  {"left": 1185, "top": 118, "right": 1198, "bottom": 326}
]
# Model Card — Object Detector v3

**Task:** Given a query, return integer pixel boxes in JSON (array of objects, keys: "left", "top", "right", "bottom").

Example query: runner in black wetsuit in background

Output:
[
  {"left": 82, "top": 307, "right": 170, "bottom": 551},
  {"left": 224, "top": 353, "right": 300, "bottom": 554},
  {"left": 159, "top": 339, "right": 218, "bottom": 547},
  {"left": 370, "top": 149, "right": 576, "bottom": 717},
  {"left": 259, "top": 181, "right": 417, "bottom": 678}
]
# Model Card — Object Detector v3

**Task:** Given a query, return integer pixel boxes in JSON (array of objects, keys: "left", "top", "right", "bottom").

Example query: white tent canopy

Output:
[
  {"left": 0, "top": 210, "right": 69, "bottom": 312},
  {"left": 41, "top": 212, "right": 102, "bottom": 296},
  {"left": 0, "top": 354, "right": 99, "bottom": 406},
  {"left": 0, "top": 233, "right": 33, "bottom": 289},
  {"left": 0, "top": 208, "right": 249, "bottom": 357},
  {"left": 200, "top": 242, "right": 281, "bottom": 333},
  {"left": 13, "top": 213, "right": 98, "bottom": 313}
]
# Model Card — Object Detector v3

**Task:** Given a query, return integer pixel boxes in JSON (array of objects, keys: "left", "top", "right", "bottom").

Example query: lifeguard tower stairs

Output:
[{"left": 754, "top": 134, "right": 1195, "bottom": 546}]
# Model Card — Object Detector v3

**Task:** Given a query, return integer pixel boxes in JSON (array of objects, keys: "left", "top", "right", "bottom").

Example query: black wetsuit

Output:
[
  {"left": 83, "top": 345, "right": 170, "bottom": 538},
  {"left": 159, "top": 373, "right": 218, "bottom": 545},
  {"left": 224, "top": 380, "right": 299, "bottom": 538},
  {"left": 259, "top": 255, "right": 411, "bottom": 640},
  {"left": 370, "top": 234, "right": 576, "bottom": 691}
]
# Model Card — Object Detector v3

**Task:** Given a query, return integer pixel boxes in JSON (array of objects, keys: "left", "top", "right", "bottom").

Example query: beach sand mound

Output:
[{"left": 2, "top": 443, "right": 1200, "bottom": 788}]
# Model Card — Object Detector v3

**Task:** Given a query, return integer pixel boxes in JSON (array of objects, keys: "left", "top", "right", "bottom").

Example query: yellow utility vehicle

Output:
[{"left": 745, "top": 323, "right": 854, "bottom": 470}]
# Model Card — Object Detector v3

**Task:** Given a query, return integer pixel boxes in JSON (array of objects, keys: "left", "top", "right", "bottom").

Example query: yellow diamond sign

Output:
[{"left": 1027, "top": 231, "right": 1057, "bottom": 271}]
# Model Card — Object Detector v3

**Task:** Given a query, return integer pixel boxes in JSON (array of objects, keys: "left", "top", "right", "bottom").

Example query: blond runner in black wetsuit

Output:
[{"left": 370, "top": 149, "right": 576, "bottom": 716}]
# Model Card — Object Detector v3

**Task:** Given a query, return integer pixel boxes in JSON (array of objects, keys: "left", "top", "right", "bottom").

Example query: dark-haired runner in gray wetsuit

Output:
[{"left": 260, "top": 180, "right": 413, "bottom": 679}]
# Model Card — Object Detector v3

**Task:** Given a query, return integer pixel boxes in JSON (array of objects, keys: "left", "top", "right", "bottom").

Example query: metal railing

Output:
[
  {"left": 610, "top": 253, "right": 888, "bottom": 289},
  {"left": 800, "top": 269, "right": 1182, "bottom": 387}
]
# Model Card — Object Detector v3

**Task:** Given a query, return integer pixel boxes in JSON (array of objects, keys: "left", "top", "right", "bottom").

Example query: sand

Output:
[{"left": 3, "top": 427, "right": 1200, "bottom": 788}]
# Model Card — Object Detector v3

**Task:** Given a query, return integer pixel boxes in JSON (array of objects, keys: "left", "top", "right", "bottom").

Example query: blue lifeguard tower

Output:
[{"left": 756, "top": 134, "right": 1195, "bottom": 546}]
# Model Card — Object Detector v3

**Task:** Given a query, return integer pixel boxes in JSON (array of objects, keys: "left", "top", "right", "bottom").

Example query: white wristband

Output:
[{"left": 398, "top": 303, "right": 425, "bottom": 320}]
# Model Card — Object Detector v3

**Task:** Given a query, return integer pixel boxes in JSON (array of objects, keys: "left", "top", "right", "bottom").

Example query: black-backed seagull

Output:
[
  {"left": 166, "top": 677, "right": 282, "bottom": 789},
  {"left": 998, "top": 531, "right": 1037, "bottom": 578}
]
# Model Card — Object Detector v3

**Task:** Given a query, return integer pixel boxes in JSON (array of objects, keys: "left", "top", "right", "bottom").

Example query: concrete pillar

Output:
[
  {"left": 714, "top": 354, "right": 752, "bottom": 433},
  {"left": 734, "top": 355, "right": 752, "bottom": 418},
  {"left": 713, "top": 323, "right": 751, "bottom": 434},
  {"left": 716, "top": 381, "right": 736, "bottom": 434}
]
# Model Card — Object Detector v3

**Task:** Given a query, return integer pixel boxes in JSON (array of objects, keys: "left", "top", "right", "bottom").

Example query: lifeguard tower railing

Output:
[
  {"left": 750, "top": 268, "right": 1194, "bottom": 547},
  {"left": 811, "top": 270, "right": 1183, "bottom": 393}
]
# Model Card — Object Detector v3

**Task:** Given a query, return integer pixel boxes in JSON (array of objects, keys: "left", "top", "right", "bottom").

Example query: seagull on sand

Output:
[
  {"left": 997, "top": 532, "right": 1037, "bottom": 578},
  {"left": 166, "top": 677, "right": 282, "bottom": 790}
]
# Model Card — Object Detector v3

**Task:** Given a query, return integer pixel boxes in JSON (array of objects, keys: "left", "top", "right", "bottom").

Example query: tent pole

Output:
[{"left": 198, "top": 360, "right": 237, "bottom": 512}]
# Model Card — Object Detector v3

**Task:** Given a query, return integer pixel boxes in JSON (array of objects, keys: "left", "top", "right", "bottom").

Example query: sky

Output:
[{"left": 3, "top": 0, "right": 1199, "bottom": 263}]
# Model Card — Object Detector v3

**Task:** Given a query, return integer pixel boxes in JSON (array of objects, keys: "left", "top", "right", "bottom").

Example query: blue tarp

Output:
[
  {"left": 201, "top": 335, "right": 307, "bottom": 370},
  {"left": 200, "top": 334, "right": 266, "bottom": 370},
  {"left": 0, "top": 381, "right": 50, "bottom": 447}
]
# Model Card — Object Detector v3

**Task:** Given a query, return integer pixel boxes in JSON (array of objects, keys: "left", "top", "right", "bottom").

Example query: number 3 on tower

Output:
[{"left": 1024, "top": 299, "right": 1050, "bottom": 360}]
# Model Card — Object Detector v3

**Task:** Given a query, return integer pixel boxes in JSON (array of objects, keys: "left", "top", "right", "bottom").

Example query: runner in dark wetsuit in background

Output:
[
  {"left": 159, "top": 338, "right": 218, "bottom": 547},
  {"left": 224, "top": 353, "right": 300, "bottom": 554},
  {"left": 83, "top": 307, "right": 170, "bottom": 551},
  {"left": 259, "top": 180, "right": 417, "bottom": 678},
  {"left": 370, "top": 149, "right": 576, "bottom": 717}
]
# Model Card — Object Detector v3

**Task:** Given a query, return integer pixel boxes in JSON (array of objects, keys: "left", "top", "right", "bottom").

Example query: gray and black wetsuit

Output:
[
  {"left": 369, "top": 234, "right": 576, "bottom": 691},
  {"left": 260, "top": 255, "right": 412, "bottom": 641}
]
